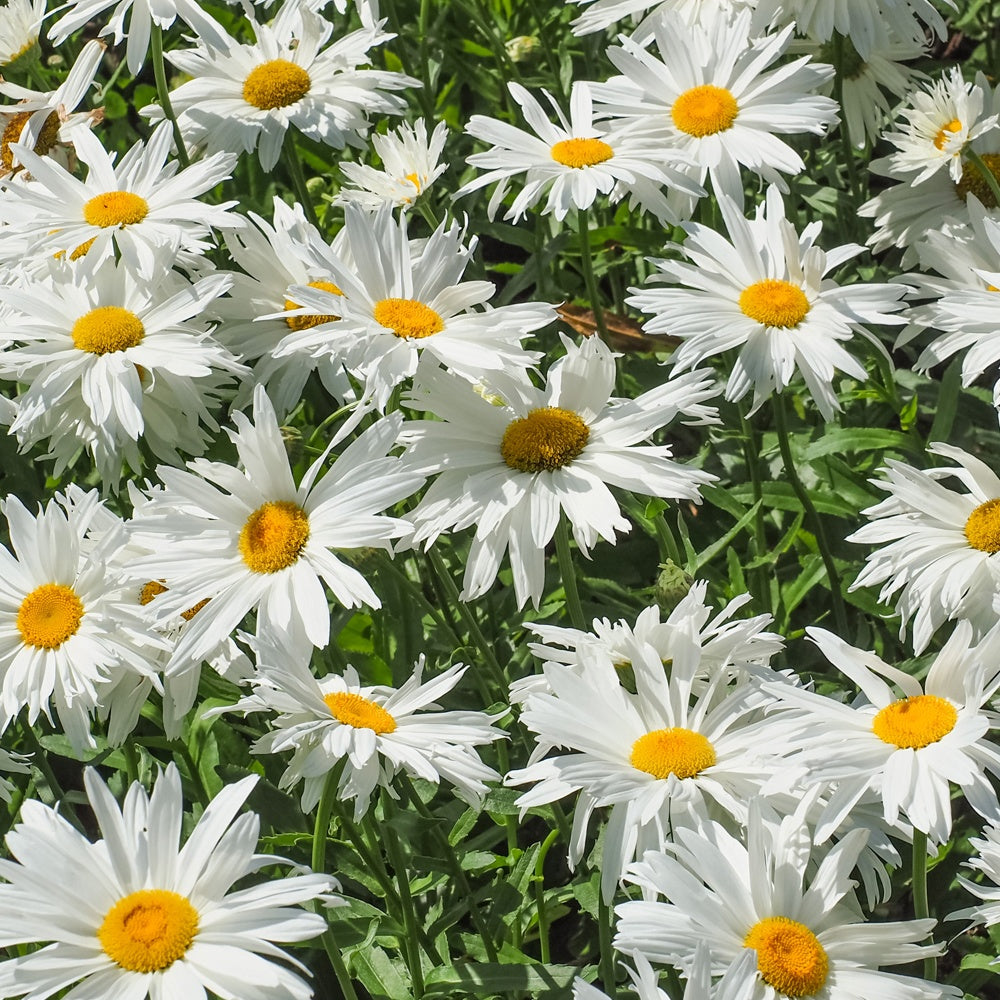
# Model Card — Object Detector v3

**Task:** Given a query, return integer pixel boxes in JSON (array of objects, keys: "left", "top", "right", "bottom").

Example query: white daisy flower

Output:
[
  {"left": 0, "top": 121, "right": 241, "bottom": 278},
  {"left": 590, "top": 8, "right": 837, "bottom": 205},
  {"left": 763, "top": 624, "right": 1000, "bottom": 847},
  {"left": 948, "top": 823, "right": 1000, "bottom": 934},
  {"left": 565, "top": 0, "right": 752, "bottom": 37},
  {"left": 506, "top": 630, "right": 792, "bottom": 901},
  {"left": 0, "top": 491, "right": 163, "bottom": 751},
  {"left": 48, "top": 0, "right": 232, "bottom": 74},
  {"left": 0, "top": 763, "right": 335, "bottom": 1000},
  {"left": 629, "top": 186, "right": 909, "bottom": 418},
  {"left": 0, "top": 252, "right": 246, "bottom": 485},
  {"left": 455, "top": 80, "right": 701, "bottom": 224},
  {"left": 127, "top": 383, "right": 423, "bottom": 672},
  {"left": 335, "top": 119, "right": 449, "bottom": 211},
  {"left": 401, "top": 337, "right": 718, "bottom": 608},
  {"left": 144, "top": 2, "right": 415, "bottom": 171},
  {"left": 220, "top": 633, "right": 505, "bottom": 818},
  {"left": 276, "top": 204, "right": 552, "bottom": 412},
  {"left": 614, "top": 805, "right": 958, "bottom": 1000},
  {"left": 0, "top": 39, "right": 104, "bottom": 176},
  {"left": 848, "top": 443, "right": 1000, "bottom": 653},
  {"left": 0, "top": 0, "right": 45, "bottom": 71}
]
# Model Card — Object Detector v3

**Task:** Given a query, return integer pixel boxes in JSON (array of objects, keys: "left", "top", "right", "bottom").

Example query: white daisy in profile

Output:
[
  {"left": 402, "top": 337, "right": 717, "bottom": 608},
  {"left": 277, "top": 204, "right": 552, "bottom": 412},
  {"left": 336, "top": 119, "right": 449, "bottom": 211},
  {"left": 0, "top": 39, "right": 104, "bottom": 176},
  {"left": 144, "top": 2, "right": 415, "bottom": 170},
  {"left": 0, "top": 0, "right": 45, "bottom": 72},
  {"left": 949, "top": 823, "right": 1000, "bottom": 934},
  {"left": 629, "top": 186, "right": 909, "bottom": 418},
  {"left": 591, "top": 8, "right": 837, "bottom": 204},
  {"left": 615, "top": 805, "right": 958, "bottom": 1000},
  {"left": 764, "top": 624, "right": 1000, "bottom": 846},
  {"left": 0, "top": 251, "right": 245, "bottom": 484},
  {"left": 0, "top": 121, "right": 240, "bottom": 277},
  {"left": 0, "top": 491, "right": 163, "bottom": 751},
  {"left": 127, "top": 383, "right": 423, "bottom": 671},
  {"left": 848, "top": 443, "right": 1000, "bottom": 653},
  {"left": 456, "top": 80, "right": 701, "bottom": 224},
  {"left": 220, "top": 632, "right": 505, "bottom": 818},
  {"left": 0, "top": 764, "right": 335, "bottom": 1000},
  {"left": 507, "top": 629, "right": 792, "bottom": 901},
  {"left": 566, "top": 0, "right": 751, "bottom": 36}
]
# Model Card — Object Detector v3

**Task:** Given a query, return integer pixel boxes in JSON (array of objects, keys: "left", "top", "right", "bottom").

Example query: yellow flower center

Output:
[
  {"left": 373, "top": 297, "right": 444, "bottom": 339},
  {"left": 743, "top": 917, "right": 829, "bottom": 997},
  {"left": 739, "top": 279, "right": 810, "bottom": 328},
  {"left": 956, "top": 154, "right": 1000, "bottom": 210},
  {"left": 239, "top": 500, "right": 310, "bottom": 574},
  {"left": 404, "top": 171, "right": 422, "bottom": 190},
  {"left": 138, "top": 580, "right": 210, "bottom": 621},
  {"left": 98, "top": 889, "right": 199, "bottom": 973},
  {"left": 550, "top": 137, "right": 615, "bottom": 168},
  {"left": 872, "top": 694, "right": 958, "bottom": 749},
  {"left": 17, "top": 583, "right": 84, "bottom": 649},
  {"left": 671, "top": 84, "right": 739, "bottom": 137},
  {"left": 500, "top": 406, "right": 590, "bottom": 473},
  {"left": 242, "top": 59, "right": 311, "bottom": 110},
  {"left": 1, "top": 109, "right": 60, "bottom": 172},
  {"left": 324, "top": 691, "right": 397, "bottom": 734},
  {"left": 965, "top": 498, "right": 1000, "bottom": 552},
  {"left": 71, "top": 306, "right": 145, "bottom": 355},
  {"left": 933, "top": 118, "right": 963, "bottom": 151},
  {"left": 54, "top": 236, "right": 98, "bottom": 262},
  {"left": 83, "top": 190, "right": 150, "bottom": 228},
  {"left": 284, "top": 280, "right": 343, "bottom": 332},
  {"left": 629, "top": 727, "right": 716, "bottom": 779}
]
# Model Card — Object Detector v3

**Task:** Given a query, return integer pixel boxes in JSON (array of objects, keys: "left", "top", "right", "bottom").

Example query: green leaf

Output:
[
  {"left": 424, "top": 961, "right": 580, "bottom": 996},
  {"left": 102, "top": 90, "right": 128, "bottom": 119},
  {"left": 348, "top": 944, "right": 412, "bottom": 1000},
  {"left": 802, "top": 427, "right": 916, "bottom": 460}
]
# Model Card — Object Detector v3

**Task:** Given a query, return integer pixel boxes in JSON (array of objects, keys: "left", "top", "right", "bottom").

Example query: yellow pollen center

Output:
[
  {"left": 550, "top": 137, "right": 615, "bottom": 168},
  {"left": 83, "top": 190, "right": 149, "bottom": 228},
  {"left": 71, "top": 305, "right": 145, "bottom": 355},
  {"left": 324, "top": 691, "right": 397, "bottom": 734},
  {"left": 872, "top": 694, "right": 958, "bottom": 749},
  {"left": 17, "top": 583, "right": 84, "bottom": 649},
  {"left": 956, "top": 154, "right": 1000, "bottom": 209},
  {"left": 373, "top": 297, "right": 444, "bottom": 339},
  {"left": 242, "top": 59, "right": 311, "bottom": 110},
  {"left": 743, "top": 917, "right": 829, "bottom": 997},
  {"left": 934, "top": 118, "right": 963, "bottom": 150},
  {"left": 671, "top": 84, "right": 739, "bottom": 137},
  {"left": 139, "top": 580, "right": 168, "bottom": 606},
  {"left": 404, "top": 171, "right": 422, "bottom": 191},
  {"left": 739, "top": 279, "right": 810, "bottom": 328},
  {"left": 285, "top": 280, "right": 343, "bottom": 331},
  {"left": 1, "top": 109, "right": 60, "bottom": 171},
  {"left": 500, "top": 406, "right": 590, "bottom": 473},
  {"left": 629, "top": 727, "right": 716, "bottom": 779},
  {"left": 239, "top": 500, "right": 310, "bottom": 574},
  {"left": 98, "top": 889, "right": 198, "bottom": 973},
  {"left": 965, "top": 498, "right": 1000, "bottom": 552}
]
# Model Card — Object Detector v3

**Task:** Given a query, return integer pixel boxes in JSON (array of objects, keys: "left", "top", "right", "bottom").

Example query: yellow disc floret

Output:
[
  {"left": 872, "top": 694, "right": 958, "bottom": 749},
  {"left": 285, "top": 280, "right": 343, "bottom": 331},
  {"left": 550, "top": 137, "right": 615, "bottom": 168},
  {"left": 629, "top": 727, "right": 716, "bottom": 780},
  {"left": 71, "top": 306, "right": 145, "bottom": 355},
  {"left": 671, "top": 84, "right": 739, "bottom": 137},
  {"left": 139, "top": 580, "right": 168, "bottom": 606},
  {"left": 743, "top": 916, "right": 829, "bottom": 997},
  {"left": 500, "top": 406, "right": 590, "bottom": 473},
  {"left": 739, "top": 279, "right": 810, "bottom": 328},
  {"left": 243, "top": 59, "right": 311, "bottom": 110},
  {"left": 934, "top": 118, "right": 962, "bottom": 150},
  {"left": 956, "top": 154, "right": 1000, "bottom": 210},
  {"left": 1, "top": 109, "right": 60, "bottom": 172},
  {"left": 239, "top": 500, "right": 310, "bottom": 574},
  {"left": 17, "top": 583, "right": 84, "bottom": 649},
  {"left": 98, "top": 889, "right": 199, "bottom": 973},
  {"left": 965, "top": 498, "right": 1000, "bottom": 553},
  {"left": 373, "top": 298, "right": 445, "bottom": 339},
  {"left": 83, "top": 190, "right": 149, "bottom": 228},
  {"left": 324, "top": 691, "right": 397, "bottom": 734}
]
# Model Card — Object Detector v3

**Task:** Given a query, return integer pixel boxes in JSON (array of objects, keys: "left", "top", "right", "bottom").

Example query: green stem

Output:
[
  {"left": 380, "top": 796, "right": 425, "bottom": 998},
  {"left": 97, "top": 56, "right": 128, "bottom": 102},
  {"left": 832, "top": 34, "right": 861, "bottom": 213},
  {"left": 912, "top": 829, "right": 937, "bottom": 982},
  {"left": 738, "top": 405, "right": 771, "bottom": 612},
  {"left": 967, "top": 148, "right": 1000, "bottom": 211},
  {"left": 772, "top": 393, "right": 848, "bottom": 635},
  {"left": 578, "top": 207, "right": 609, "bottom": 340},
  {"left": 150, "top": 25, "right": 190, "bottom": 169},
  {"left": 554, "top": 515, "right": 586, "bottom": 631},
  {"left": 122, "top": 741, "right": 140, "bottom": 785},
  {"left": 533, "top": 828, "right": 559, "bottom": 964},
  {"left": 598, "top": 895, "right": 617, "bottom": 996},
  {"left": 19, "top": 724, "right": 84, "bottom": 833},
  {"left": 284, "top": 133, "right": 319, "bottom": 228}
]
